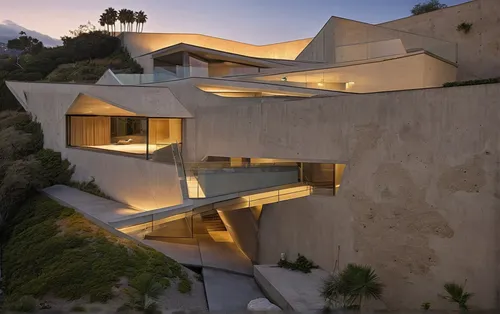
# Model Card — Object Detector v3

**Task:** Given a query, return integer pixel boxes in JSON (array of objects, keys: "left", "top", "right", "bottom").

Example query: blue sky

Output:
[{"left": 2, "top": 0, "right": 469, "bottom": 44}]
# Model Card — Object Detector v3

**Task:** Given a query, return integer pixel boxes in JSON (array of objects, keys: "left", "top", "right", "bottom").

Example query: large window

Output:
[{"left": 67, "top": 116, "right": 182, "bottom": 157}]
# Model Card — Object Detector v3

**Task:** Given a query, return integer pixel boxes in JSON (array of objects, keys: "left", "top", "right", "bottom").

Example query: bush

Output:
[
  {"left": 64, "top": 31, "right": 121, "bottom": 61},
  {"left": 278, "top": 253, "right": 318, "bottom": 273},
  {"left": 320, "top": 264, "right": 383, "bottom": 310},
  {"left": 411, "top": 0, "right": 447, "bottom": 15},
  {"left": 443, "top": 77, "right": 500, "bottom": 87},
  {"left": 126, "top": 273, "right": 164, "bottom": 314},
  {"left": 7, "top": 295, "right": 37, "bottom": 312},
  {"left": 69, "top": 177, "right": 110, "bottom": 199},
  {"left": 2, "top": 195, "right": 188, "bottom": 304},
  {"left": 177, "top": 276, "right": 192, "bottom": 294},
  {"left": 440, "top": 281, "right": 474, "bottom": 311}
]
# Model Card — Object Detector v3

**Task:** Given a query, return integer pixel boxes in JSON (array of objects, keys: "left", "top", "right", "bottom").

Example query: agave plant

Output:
[
  {"left": 126, "top": 273, "right": 164, "bottom": 314},
  {"left": 320, "top": 263, "right": 384, "bottom": 310},
  {"left": 440, "top": 281, "right": 474, "bottom": 311}
]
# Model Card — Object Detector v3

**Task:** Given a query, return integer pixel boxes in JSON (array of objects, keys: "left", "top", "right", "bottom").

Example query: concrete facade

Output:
[
  {"left": 380, "top": 0, "right": 500, "bottom": 80},
  {"left": 7, "top": 6, "right": 500, "bottom": 310}
]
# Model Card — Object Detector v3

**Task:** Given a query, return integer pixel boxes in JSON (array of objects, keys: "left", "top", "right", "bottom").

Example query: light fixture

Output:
[
  {"left": 317, "top": 80, "right": 324, "bottom": 87},
  {"left": 346, "top": 81, "right": 355, "bottom": 89},
  {"left": 281, "top": 76, "right": 287, "bottom": 82}
]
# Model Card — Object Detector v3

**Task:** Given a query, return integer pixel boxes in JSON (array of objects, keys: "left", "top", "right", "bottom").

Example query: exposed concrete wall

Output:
[
  {"left": 379, "top": 0, "right": 500, "bottom": 80},
  {"left": 218, "top": 207, "right": 260, "bottom": 262},
  {"left": 296, "top": 17, "right": 457, "bottom": 65},
  {"left": 187, "top": 83, "right": 500, "bottom": 310},
  {"left": 68, "top": 149, "right": 183, "bottom": 210},
  {"left": 9, "top": 82, "right": 185, "bottom": 210},
  {"left": 120, "top": 33, "right": 312, "bottom": 60}
]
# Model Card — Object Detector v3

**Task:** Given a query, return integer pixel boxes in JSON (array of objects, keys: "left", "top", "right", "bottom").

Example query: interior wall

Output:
[
  {"left": 379, "top": 0, "right": 500, "bottom": 80},
  {"left": 69, "top": 116, "right": 111, "bottom": 146}
]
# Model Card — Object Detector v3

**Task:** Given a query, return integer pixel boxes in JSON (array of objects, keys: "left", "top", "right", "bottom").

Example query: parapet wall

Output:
[{"left": 380, "top": 0, "right": 500, "bottom": 80}]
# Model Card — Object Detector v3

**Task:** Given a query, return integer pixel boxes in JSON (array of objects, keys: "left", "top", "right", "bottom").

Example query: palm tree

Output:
[
  {"left": 135, "top": 11, "right": 147, "bottom": 32},
  {"left": 118, "top": 9, "right": 128, "bottom": 32},
  {"left": 98, "top": 13, "right": 107, "bottom": 32},
  {"left": 126, "top": 9, "right": 136, "bottom": 32},
  {"left": 440, "top": 281, "right": 474, "bottom": 311},
  {"left": 126, "top": 273, "right": 164, "bottom": 313},
  {"left": 321, "top": 264, "right": 384, "bottom": 310},
  {"left": 104, "top": 7, "right": 118, "bottom": 35}
]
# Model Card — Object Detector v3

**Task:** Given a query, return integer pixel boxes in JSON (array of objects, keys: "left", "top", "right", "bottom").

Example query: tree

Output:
[
  {"left": 321, "top": 264, "right": 384, "bottom": 310},
  {"left": 411, "top": 0, "right": 447, "bottom": 15},
  {"left": 135, "top": 11, "right": 148, "bottom": 32},
  {"left": 98, "top": 13, "right": 107, "bottom": 32},
  {"left": 7, "top": 32, "right": 44, "bottom": 55},
  {"left": 67, "top": 21, "right": 97, "bottom": 38},
  {"left": 104, "top": 7, "right": 118, "bottom": 35},
  {"left": 118, "top": 9, "right": 128, "bottom": 32},
  {"left": 126, "top": 9, "right": 135, "bottom": 32}
]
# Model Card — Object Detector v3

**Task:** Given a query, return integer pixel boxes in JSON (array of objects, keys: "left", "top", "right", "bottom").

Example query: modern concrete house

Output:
[{"left": 6, "top": 0, "right": 500, "bottom": 310}]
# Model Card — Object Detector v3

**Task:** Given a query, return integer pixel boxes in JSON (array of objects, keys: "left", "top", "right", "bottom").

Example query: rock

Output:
[{"left": 247, "top": 298, "right": 281, "bottom": 312}]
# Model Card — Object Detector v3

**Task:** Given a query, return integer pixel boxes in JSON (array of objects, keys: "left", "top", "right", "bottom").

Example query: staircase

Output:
[{"left": 201, "top": 211, "right": 226, "bottom": 232}]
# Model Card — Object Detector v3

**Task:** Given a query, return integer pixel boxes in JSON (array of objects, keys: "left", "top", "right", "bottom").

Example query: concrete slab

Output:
[
  {"left": 254, "top": 264, "right": 328, "bottom": 312},
  {"left": 43, "top": 185, "right": 141, "bottom": 223},
  {"left": 141, "top": 238, "right": 202, "bottom": 267},
  {"left": 197, "top": 234, "right": 254, "bottom": 276},
  {"left": 203, "top": 268, "right": 264, "bottom": 312}
]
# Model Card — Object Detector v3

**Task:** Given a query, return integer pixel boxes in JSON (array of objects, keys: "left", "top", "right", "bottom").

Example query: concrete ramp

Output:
[{"left": 254, "top": 265, "right": 329, "bottom": 312}]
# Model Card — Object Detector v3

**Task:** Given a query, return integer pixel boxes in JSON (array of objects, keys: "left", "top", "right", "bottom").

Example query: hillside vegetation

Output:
[
  {"left": 0, "top": 31, "right": 142, "bottom": 111},
  {"left": 3, "top": 195, "right": 192, "bottom": 312},
  {"left": 0, "top": 111, "right": 201, "bottom": 313}
]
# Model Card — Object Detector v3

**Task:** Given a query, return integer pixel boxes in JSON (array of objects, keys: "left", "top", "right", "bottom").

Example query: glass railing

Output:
[{"left": 118, "top": 184, "right": 318, "bottom": 239}]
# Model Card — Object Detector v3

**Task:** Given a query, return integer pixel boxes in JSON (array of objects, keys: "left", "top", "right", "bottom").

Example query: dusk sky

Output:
[{"left": 2, "top": 0, "right": 469, "bottom": 44}]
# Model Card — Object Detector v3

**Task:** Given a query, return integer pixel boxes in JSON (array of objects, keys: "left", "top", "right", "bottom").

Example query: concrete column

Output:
[{"left": 217, "top": 206, "right": 261, "bottom": 262}]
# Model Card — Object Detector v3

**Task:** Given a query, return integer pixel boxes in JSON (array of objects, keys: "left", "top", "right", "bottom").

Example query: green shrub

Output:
[
  {"left": 2, "top": 195, "right": 187, "bottom": 304},
  {"left": 68, "top": 177, "right": 110, "bottom": 199},
  {"left": 320, "top": 264, "right": 383, "bottom": 310},
  {"left": 440, "top": 281, "right": 474, "bottom": 311},
  {"left": 7, "top": 295, "right": 37, "bottom": 312},
  {"left": 443, "top": 77, "right": 500, "bottom": 87},
  {"left": 126, "top": 273, "right": 164, "bottom": 314},
  {"left": 177, "top": 277, "right": 192, "bottom": 294},
  {"left": 278, "top": 253, "right": 318, "bottom": 273},
  {"left": 411, "top": 0, "right": 447, "bottom": 15},
  {"left": 457, "top": 22, "right": 473, "bottom": 34}
]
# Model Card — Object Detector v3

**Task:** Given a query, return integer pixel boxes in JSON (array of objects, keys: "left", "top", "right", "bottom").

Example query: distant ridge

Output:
[{"left": 0, "top": 20, "right": 62, "bottom": 47}]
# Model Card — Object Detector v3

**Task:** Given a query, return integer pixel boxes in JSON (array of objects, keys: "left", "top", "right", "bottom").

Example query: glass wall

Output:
[{"left": 67, "top": 116, "right": 182, "bottom": 157}]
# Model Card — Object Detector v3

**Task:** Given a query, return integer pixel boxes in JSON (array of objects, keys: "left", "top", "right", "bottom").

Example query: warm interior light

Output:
[
  {"left": 281, "top": 76, "right": 288, "bottom": 82},
  {"left": 345, "top": 81, "right": 355, "bottom": 89},
  {"left": 317, "top": 81, "right": 324, "bottom": 87}
]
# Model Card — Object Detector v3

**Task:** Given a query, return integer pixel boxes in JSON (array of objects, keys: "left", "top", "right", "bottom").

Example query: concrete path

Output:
[
  {"left": 44, "top": 185, "right": 141, "bottom": 223},
  {"left": 43, "top": 185, "right": 253, "bottom": 275},
  {"left": 203, "top": 268, "right": 264, "bottom": 312},
  {"left": 43, "top": 185, "right": 265, "bottom": 312},
  {"left": 197, "top": 234, "right": 253, "bottom": 275}
]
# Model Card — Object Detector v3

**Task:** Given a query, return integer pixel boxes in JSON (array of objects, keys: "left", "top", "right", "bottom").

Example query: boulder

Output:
[{"left": 247, "top": 298, "right": 281, "bottom": 312}]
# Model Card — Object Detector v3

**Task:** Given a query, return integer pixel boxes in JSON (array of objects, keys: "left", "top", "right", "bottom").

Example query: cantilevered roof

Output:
[
  {"left": 67, "top": 94, "right": 137, "bottom": 116},
  {"left": 5, "top": 82, "right": 194, "bottom": 118},
  {"left": 150, "top": 43, "right": 295, "bottom": 68}
]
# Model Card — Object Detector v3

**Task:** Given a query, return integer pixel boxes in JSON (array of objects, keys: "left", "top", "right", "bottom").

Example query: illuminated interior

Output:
[
  {"left": 196, "top": 84, "right": 316, "bottom": 98},
  {"left": 66, "top": 116, "right": 182, "bottom": 156}
]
